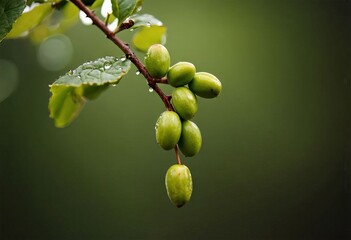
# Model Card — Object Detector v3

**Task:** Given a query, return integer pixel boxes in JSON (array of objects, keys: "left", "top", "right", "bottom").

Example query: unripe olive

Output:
[
  {"left": 165, "top": 164, "right": 193, "bottom": 208},
  {"left": 145, "top": 44, "right": 170, "bottom": 79},
  {"left": 171, "top": 87, "right": 197, "bottom": 120},
  {"left": 155, "top": 111, "right": 181, "bottom": 150},
  {"left": 188, "top": 72, "right": 222, "bottom": 98},
  {"left": 167, "top": 62, "right": 196, "bottom": 87},
  {"left": 178, "top": 120, "right": 202, "bottom": 157}
]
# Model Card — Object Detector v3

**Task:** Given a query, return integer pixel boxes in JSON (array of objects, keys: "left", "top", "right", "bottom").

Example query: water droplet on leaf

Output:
[
  {"left": 148, "top": 87, "right": 154, "bottom": 92},
  {"left": 136, "top": 70, "right": 140, "bottom": 75},
  {"left": 104, "top": 63, "right": 111, "bottom": 70},
  {"left": 121, "top": 57, "right": 126, "bottom": 62}
]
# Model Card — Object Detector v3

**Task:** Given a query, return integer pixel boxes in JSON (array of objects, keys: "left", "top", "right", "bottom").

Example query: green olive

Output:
[
  {"left": 165, "top": 164, "right": 193, "bottom": 208},
  {"left": 167, "top": 62, "right": 196, "bottom": 87},
  {"left": 171, "top": 87, "right": 198, "bottom": 120},
  {"left": 178, "top": 120, "right": 202, "bottom": 157},
  {"left": 145, "top": 44, "right": 170, "bottom": 79},
  {"left": 155, "top": 111, "right": 181, "bottom": 150},
  {"left": 188, "top": 72, "right": 222, "bottom": 98}
]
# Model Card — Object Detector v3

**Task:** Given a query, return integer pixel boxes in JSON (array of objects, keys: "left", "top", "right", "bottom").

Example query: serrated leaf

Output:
[
  {"left": 132, "top": 25, "right": 167, "bottom": 52},
  {"left": 49, "top": 56, "right": 131, "bottom": 128},
  {"left": 6, "top": 3, "right": 53, "bottom": 39},
  {"left": 129, "top": 13, "right": 162, "bottom": 29},
  {"left": 0, "top": 0, "right": 26, "bottom": 41}
]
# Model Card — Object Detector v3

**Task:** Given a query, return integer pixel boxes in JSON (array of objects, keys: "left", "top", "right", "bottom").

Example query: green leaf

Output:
[
  {"left": 49, "top": 56, "right": 131, "bottom": 128},
  {"left": 129, "top": 13, "right": 162, "bottom": 29},
  {"left": 6, "top": 3, "right": 53, "bottom": 39},
  {"left": 111, "top": 0, "right": 143, "bottom": 26},
  {"left": 29, "top": 2, "right": 79, "bottom": 44},
  {"left": 0, "top": 0, "right": 26, "bottom": 41},
  {"left": 90, "top": 0, "right": 104, "bottom": 9},
  {"left": 132, "top": 25, "right": 167, "bottom": 52}
]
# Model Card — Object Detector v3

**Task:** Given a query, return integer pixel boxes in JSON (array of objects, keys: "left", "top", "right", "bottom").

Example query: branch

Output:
[{"left": 69, "top": 0, "right": 173, "bottom": 111}]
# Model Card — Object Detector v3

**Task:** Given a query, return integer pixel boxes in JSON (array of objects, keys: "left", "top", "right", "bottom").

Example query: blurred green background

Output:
[{"left": 1, "top": 0, "right": 350, "bottom": 239}]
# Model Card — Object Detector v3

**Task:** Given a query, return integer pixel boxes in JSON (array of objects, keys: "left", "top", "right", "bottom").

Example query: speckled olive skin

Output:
[
  {"left": 145, "top": 44, "right": 170, "bottom": 78},
  {"left": 178, "top": 120, "right": 202, "bottom": 157},
  {"left": 167, "top": 62, "right": 196, "bottom": 87},
  {"left": 155, "top": 111, "right": 181, "bottom": 150},
  {"left": 188, "top": 72, "right": 222, "bottom": 98},
  {"left": 165, "top": 164, "right": 193, "bottom": 208},
  {"left": 171, "top": 87, "right": 198, "bottom": 120}
]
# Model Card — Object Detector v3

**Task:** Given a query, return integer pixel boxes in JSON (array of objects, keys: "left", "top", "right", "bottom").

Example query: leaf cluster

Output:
[{"left": 0, "top": 0, "right": 168, "bottom": 127}]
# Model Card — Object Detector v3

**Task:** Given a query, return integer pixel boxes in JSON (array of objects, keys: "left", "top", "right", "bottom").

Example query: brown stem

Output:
[
  {"left": 69, "top": 0, "right": 173, "bottom": 111},
  {"left": 155, "top": 77, "right": 168, "bottom": 84},
  {"left": 175, "top": 145, "right": 182, "bottom": 165}
]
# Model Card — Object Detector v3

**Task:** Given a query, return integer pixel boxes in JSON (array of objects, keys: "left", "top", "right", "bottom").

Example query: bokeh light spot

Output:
[
  {"left": 37, "top": 34, "right": 73, "bottom": 71},
  {"left": 0, "top": 59, "right": 19, "bottom": 103}
]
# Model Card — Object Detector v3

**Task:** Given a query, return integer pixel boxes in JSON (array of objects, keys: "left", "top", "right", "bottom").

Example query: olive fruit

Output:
[
  {"left": 188, "top": 72, "right": 222, "bottom": 98},
  {"left": 178, "top": 120, "right": 202, "bottom": 157},
  {"left": 155, "top": 111, "right": 181, "bottom": 150},
  {"left": 145, "top": 44, "right": 170, "bottom": 78},
  {"left": 165, "top": 164, "right": 193, "bottom": 208},
  {"left": 171, "top": 87, "right": 198, "bottom": 120},
  {"left": 167, "top": 62, "right": 196, "bottom": 87}
]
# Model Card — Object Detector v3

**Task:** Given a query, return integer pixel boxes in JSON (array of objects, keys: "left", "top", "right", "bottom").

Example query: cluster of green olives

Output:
[{"left": 145, "top": 44, "right": 222, "bottom": 208}]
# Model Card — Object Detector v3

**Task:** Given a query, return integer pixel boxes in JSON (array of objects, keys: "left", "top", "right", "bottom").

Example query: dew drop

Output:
[
  {"left": 77, "top": 75, "right": 81, "bottom": 79},
  {"left": 136, "top": 6, "right": 142, "bottom": 12},
  {"left": 68, "top": 70, "right": 73, "bottom": 75},
  {"left": 135, "top": 70, "right": 140, "bottom": 75},
  {"left": 121, "top": 57, "right": 126, "bottom": 62},
  {"left": 148, "top": 87, "right": 154, "bottom": 92},
  {"left": 104, "top": 63, "right": 111, "bottom": 70},
  {"left": 130, "top": 28, "right": 134, "bottom": 32},
  {"left": 111, "top": 84, "right": 117, "bottom": 87},
  {"left": 146, "top": 22, "right": 151, "bottom": 27}
]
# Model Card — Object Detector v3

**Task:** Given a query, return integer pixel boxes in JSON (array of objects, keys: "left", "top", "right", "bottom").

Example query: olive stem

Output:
[
  {"left": 175, "top": 145, "right": 182, "bottom": 165},
  {"left": 156, "top": 77, "right": 168, "bottom": 84},
  {"left": 69, "top": 0, "right": 173, "bottom": 111}
]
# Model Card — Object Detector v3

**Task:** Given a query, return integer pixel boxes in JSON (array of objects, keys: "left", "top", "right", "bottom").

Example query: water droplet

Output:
[
  {"left": 68, "top": 70, "right": 73, "bottom": 75},
  {"left": 148, "top": 87, "right": 154, "bottom": 92},
  {"left": 104, "top": 63, "right": 111, "bottom": 70},
  {"left": 121, "top": 57, "right": 126, "bottom": 62},
  {"left": 146, "top": 22, "right": 151, "bottom": 27},
  {"left": 135, "top": 70, "right": 140, "bottom": 75},
  {"left": 111, "top": 84, "right": 117, "bottom": 87},
  {"left": 77, "top": 75, "right": 81, "bottom": 79},
  {"left": 130, "top": 28, "right": 134, "bottom": 32}
]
